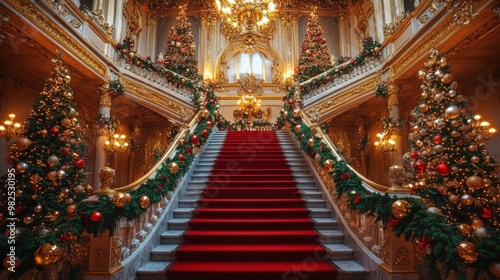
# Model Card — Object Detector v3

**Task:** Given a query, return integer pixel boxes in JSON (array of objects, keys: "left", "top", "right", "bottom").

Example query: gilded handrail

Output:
[
  {"left": 299, "top": 110, "right": 389, "bottom": 192},
  {"left": 96, "top": 112, "right": 200, "bottom": 194}
]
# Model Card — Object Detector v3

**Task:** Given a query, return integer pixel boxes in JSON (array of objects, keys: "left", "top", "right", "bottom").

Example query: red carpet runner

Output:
[{"left": 168, "top": 131, "right": 336, "bottom": 280}]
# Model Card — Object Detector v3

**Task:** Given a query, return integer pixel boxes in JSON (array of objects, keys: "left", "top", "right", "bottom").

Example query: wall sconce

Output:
[
  {"left": 375, "top": 132, "right": 396, "bottom": 153},
  {"left": 0, "top": 114, "right": 21, "bottom": 141},
  {"left": 104, "top": 134, "right": 130, "bottom": 153}
]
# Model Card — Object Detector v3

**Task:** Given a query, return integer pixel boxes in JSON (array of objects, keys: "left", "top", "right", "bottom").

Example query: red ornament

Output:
[
  {"left": 480, "top": 207, "right": 493, "bottom": 219},
  {"left": 341, "top": 173, "right": 350, "bottom": 180},
  {"left": 62, "top": 147, "right": 70, "bottom": 155},
  {"left": 433, "top": 135, "right": 443, "bottom": 144},
  {"left": 52, "top": 182, "right": 59, "bottom": 188},
  {"left": 90, "top": 211, "right": 102, "bottom": 222},
  {"left": 207, "top": 121, "right": 212, "bottom": 129},
  {"left": 387, "top": 218, "right": 400, "bottom": 227},
  {"left": 435, "top": 163, "right": 451, "bottom": 176},
  {"left": 33, "top": 185, "right": 40, "bottom": 192},
  {"left": 162, "top": 175, "right": 168, "bottom": 182},
  {"left": 157, "top": 183, "right": 163, "bottom": 191},
  {"left": 178, "top": 154, "right": 185, "bottom": 162},
  {"left": 354, "top": 195, "right": 362, "bottom": 203},
  {"left": 311, "top": 150, "right": 316, "bottom": 157},
  {"left": 413, "top": 161, "right": 427, "bottom": 173},
  {"left": 50, "top": 126, "right": 60, "bottom": 136},
  {"left": 410, "top": 151, "right": 419, "bottom": 159},
  {"left": 190, "top": 135, "right": 199, "bottom": 145},
  {"left": 201, "top": 129, "right": 209, "bottom": 138},
  {"left": 74, "top": 158, "right": 85, "bottom": 169},
  {"left": 211, "top": 99, "right": 216, "bottom": 105},
  {"left": 185, "top": 147, "right": 193, "bottom": 154}
]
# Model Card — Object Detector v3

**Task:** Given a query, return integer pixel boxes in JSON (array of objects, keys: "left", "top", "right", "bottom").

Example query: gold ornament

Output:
[
  {"left": 419, "top": 104, "right": 429, "bottom": 112},
  {"left": 111, "top": 192, "right": 128, "bottom": 207},
  {"left": 74, "top": 185, "right": 85, "bottom": 193},
  {"left": 199, "top": 109, "right": 209, "bottom": 119},
  {"left": 47, "top": 171, "right": 58, "bottom": 181},
  {"left": 61, "top": 118, "right": 72, "bottom": 128},
  {"left": 445, "top": 106, "right": 460, "bottom": 119},
  {"left": 34, "top": 243, "right": 62, "bottom": 266},
  {"left": 23, "top": 216, "right": 33, "bottom": 224},
  {"left": 466, "top": 175, "right": 484, "bottom": 190},
  {"left": 66, "top": 205, "right": 77, "bottom": 214},
  {"left": 448, "top": 195, "right": 459, "bottom": 204},
  {"left": 139, "top": 196, "right": 151, "bottom": 209},
  {"left": 441, "top": 73, "right": 454, "bottom": 84},
  {"left": 488, "top": 262, "right": 500, "bottom": 278},
  {"left": 456, "top": 241, "right": 479, "bottom": 263},
  {"left": 294, "top": 125, "right": 301, "bottom": 134},
  {"left": 169, "top": 162, "right": 179, "bottom": 174},
  {"left": 30, "top": 174, "right": 42, "bottom": 184},
  {"left": 124, "top": 193, "right": 132, "bottom": 203},
  {"left": 391, "top": 200, "right": 412, "bottom": 219},
  {"left": 85, "top": 185, "right": 94, "bottom": 193},
  {"left": 471, "top": 156, "right": 480, "bottom": 164},
  {"left": 307, "top": 138, "right": 314, "bottom": 147},
  {"left": 17, "top": 138, "right": 31, "bottom": 150},
  {"left": 322, "top": 159, "right": 334, "bottom": 173},
  {"left": 457, "top": 224, "right": 471, "bottom": 236},
  {"left": 470, "top": 218, "right": 484, "bottom": 230},
  {"left": 292, "top": 109, "right": 300, "bottom": 118},
  {"left": 34, "top": 205, "right": 43, "bottom": 212},
  {"left": 460, "top": 194, "right": 474, "bottom": 206}
]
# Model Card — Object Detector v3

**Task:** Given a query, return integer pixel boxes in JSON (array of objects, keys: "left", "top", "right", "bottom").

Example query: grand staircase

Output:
[{"left": 137, "top": 130, "right": 367, "bottom": 280}]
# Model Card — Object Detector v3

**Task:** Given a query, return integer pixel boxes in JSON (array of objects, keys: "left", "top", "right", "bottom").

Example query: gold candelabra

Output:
[
  {"left": 216, "top": 0, "right": 276, "bottom": 28},
  {"left": 0, "top": 114, "right": 21, "bottom": 141},
  {"left": 104, "top": 134, "right": 130, "bottom": 153},
  {"left": 375, "top": 132, "right": 396, "bottom": 153},
  {"left": 472, "top": 115, "right": 496, "bottom": 139},
  {"left": 237, "top": 94, "right": 261, "bottom": 113}
]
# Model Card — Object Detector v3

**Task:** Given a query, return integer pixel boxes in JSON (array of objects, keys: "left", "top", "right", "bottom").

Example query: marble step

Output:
[{"left": 173, "top": 206, "right": 331, "bottom": 219}]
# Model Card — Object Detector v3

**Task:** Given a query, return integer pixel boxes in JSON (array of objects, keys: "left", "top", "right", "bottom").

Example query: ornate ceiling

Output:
[{"left": 147, "top": 0, "right": 349, "bottom": 14}]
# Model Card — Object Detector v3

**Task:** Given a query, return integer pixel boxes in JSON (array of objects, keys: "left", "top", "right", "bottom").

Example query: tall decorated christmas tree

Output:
[
  {"left": 294, "top": 7, "right": 332, "bottom": 83},
  {"left": 0, "top": 54, "right": 88, "bottom": 276},
  {"left": 407, "top": 48, "right": 499, "bottom": 276},
  {"left": 163, "top": 4, "right": 201, "bottom": 81}
]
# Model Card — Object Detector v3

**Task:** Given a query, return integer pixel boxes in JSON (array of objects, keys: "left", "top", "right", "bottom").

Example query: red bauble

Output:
[
  {"left": 413, "top": 161, "right": 427, "bottom": 173},
  {"left": 90, "top": 211, "right": 102, "bottom": 222},
  {"left": 74, "top": 158, "right": 85, "bottom": 169},
  {"left": 178, "top": 154, "right": 185, "bottom": 162},
  {"left": 62, "top": 147, "right": 70, "bottom": 155},
  {"left": 157, "top": 183, "right": 163, "bottom": 191},
  {"left": 185, "top": 147, "right": 193, "bottom": 154},
  {"left": 206, "top": 121, "right": 212, "bottom": 129},
  {"left": 311, "top": 150, "right": 316, "bottom": 157},
  {"left": 341, "top": 173, "right": 350, "bottom": 180},
  {"left": 480, "top": 207, "right": 493, "bottom": 219},
  {"left": 50, "top": 126, "right": 60, "bottom": 136},
  {"left": 201, "top": 129, "right": 209, "bottom": 138},
  {"left": 162, "top": 175, "right": 168, "bottom": 182},
  {"left": 211, "top": 99, "right": 216, "bottom": 105},
  {"left": 354, "top": 195, "right": 362, "bottom": 203},
  {"left": 435, "top": 163, "right": 451, "bottom": 176},
  {"left": 433, "top": 135, "right": 443, "bottom": 144},
  {"left": 52, "top": 182, "right": 59, "bottom": 188},
  {"left": 191, "top": 135, "right": 199, "bottom": 145},
  {"left": 410, "top": 151, "right": 419, "bottom": 159},
  {"left": 33, "top": 185, "right": 40, "bottom": 192}
]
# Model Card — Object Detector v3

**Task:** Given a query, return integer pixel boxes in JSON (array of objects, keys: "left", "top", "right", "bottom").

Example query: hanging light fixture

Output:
[
  {"left": 104, "top": 133, "right": 130, "bottom": 153},
  {"left": 374, "top": 132, "right": 396, "bottom": 153},
  {"left": 237, "top": 93, "right": 262, "bottom": 113},
  {"left": 215, "top": 0, "right": 276, "bottom": 28},
  {"left": 0, "top": 114, "right": 21, "bottom": 141}
]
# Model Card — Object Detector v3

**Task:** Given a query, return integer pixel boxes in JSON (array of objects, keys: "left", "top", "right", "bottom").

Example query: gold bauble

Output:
[
  {"left": 34, "top": 204, "right": 43, "bottom": 212},
  {"left": 34, "top": 243, "right": 62, "bottom": 266},
  {"left": 292, "top": 109, "right": 300, "bottom": 118},
  {"left": 416, "top": 140, "right": 423, "bottom": 147},
  {"left": 66, "top": 205, "right": 77, "bottom": 214},
  {"left": 460, "top": 194, "right": 474, "bottom": 206},
  {"left": 30, "top": 174, "right": 42, "bottom": 184},
  {"left": 441, "top": 74, "right": 454, "bottom": 84},
  {"left": 451, "top": 131, "right": 460, "bottom": 137},
  {"left": 294, "top": 125, "right": 301, "bottom": 134},
  {"left": 61, "top": 118, "right": 72, "bottom": 128},
  {"left": 456, "top": 241, "right": 479, "bottom": 263},
  {"left": 139, "top": 195, "right": 151, "bottom": 209},
  {"left": 47, "top": 171, "right": 57, "bottom": 181},
  {"left": 23, "top": 216, "right": 33, "bottom": 224},
  {"left": 419, "top": 103, "right": 429, "bottom": 112},
  {"left": 74, "top": 185, "right": 85, "bottom": 193},
  {"left": 466, "top": 175, "right": 484, "bottom": 190},
  {"left": 322, "top": 159, "right": 334, "bottom": 173},
  {"left": 111, "top": 192, "right": 128, "bottom": 207},
  {"left": 445, "top": 106, "right": 460, "bottom": 119},
  {"left": 17, "top": 138, "right": 31, "bottom": 150},
  {"left": 471, "top": 218, "right": 484, "bottom": 230},
  {"left": 483, "top": 178, "right": 492, "bottom": 187},
  {"left": 488, "top": 262, "right": 500, "bottom": 278},
  {"left": 307, "top": 138, "right": 314, "bottom": 147},
  {"left": 468, "top": 144, "right": 477, "bottom": 152},
  {"left": 391, "top": 200, "right": 412, "bottom": 219},
  {"left": 314, "top": 154, "right": 321, "bottom": 163},
  {"left": 458, "top": 224, "right": 471, "bottom": 236},
  {"left": 169, "top": 162, "right": 179, "bottom": 174},
  {"left": 448, "top": 194, "right": 459, "bottom": 204},
  {"left": 85, "top": 185, "right": 94, "bottom": 193},
  {"left": 471, "top": 156, "right": 480, "bottom": 164}
]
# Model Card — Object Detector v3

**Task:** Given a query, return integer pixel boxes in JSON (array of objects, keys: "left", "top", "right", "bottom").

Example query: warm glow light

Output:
[
  {"left": 104, "top": 133, "right": 130, "bottom": 153},
  {"left": 474, "top": 115, "right": 481, "bottom": 121},
  {"left": 217, "top": 0, "right": 276, "bottom": 29},
  {"left": 0, "top": 113, "right": 22, "bottom": 141},
  {"left": 480, "top": 121, "right": 489, "bottom": 127},
  {"left": 489, "top": 128, "right": 496, "bottom": 134},
  {"left": 374, "top": 132, "right": 395, "bottom": 153}
]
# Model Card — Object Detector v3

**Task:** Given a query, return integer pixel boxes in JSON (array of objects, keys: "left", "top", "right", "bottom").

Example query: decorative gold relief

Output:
[
  {"left": 124, "top": 0, "right": 143, "bottom": 42},
  {"left": 394, "top": 247, "right": 411, "bottom": 265},
  {"left": 121, "top": 78, "right": 195, "bottom": 122},
  {"left": 444, "top": 0, "right": 479, "bottom": 25},
  {"left": 92, "top": 248, "right": 107, "bottom": 267},
  {"left": 305, "top": 75, "right": 381, "bottom": 122},
  {"left": 393, "top": 18, "right": 455, "bottom": 76},
  {"left": 82, "top": 8, "right": 114, "bottom": 38},
  {"left": 381, "top": 228, "right": 389, "bottom": 264},
  {"left": 5, "top": 0, "right": 107, "bottom": 78},
  {"left": 418, "top": 15, "right": 430, "bottom": 24},
  {"left": 384, "top": 12, "right": 410, "bottom": 35},
  {"left": 112, "top": 236, "right": 122, "bottom": 266},
  {"left": 70, "top": 19, "right": 82, "bottom": 29}
]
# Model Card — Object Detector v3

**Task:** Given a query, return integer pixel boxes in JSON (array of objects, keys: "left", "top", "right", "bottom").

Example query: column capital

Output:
[
  {"left": 387, "top": 83, "right": 401, "bottom": 108},
  {"left": 99, "top": 81, "right": 112, "bottom": 107}
]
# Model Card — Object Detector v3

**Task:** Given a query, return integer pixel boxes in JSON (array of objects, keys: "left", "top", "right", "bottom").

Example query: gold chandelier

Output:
[
  {"left": 215, "top": 0, "right": 276, "bottom": 28},
  {"left": 237, "top": 94, "right": 261, "bottom": 112}
]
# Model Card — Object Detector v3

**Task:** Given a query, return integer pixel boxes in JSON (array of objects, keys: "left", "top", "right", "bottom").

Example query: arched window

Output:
[{"left": 227, "top": 52, "right": 273, "bottom": 83}]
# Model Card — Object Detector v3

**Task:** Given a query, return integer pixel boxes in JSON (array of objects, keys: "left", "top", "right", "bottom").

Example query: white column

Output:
[
  {"left": 92, "top": 89, "right": 112, "bottom": 191},
  {"left": 388, "top": 83, "right": 403, "bottom": 165}
]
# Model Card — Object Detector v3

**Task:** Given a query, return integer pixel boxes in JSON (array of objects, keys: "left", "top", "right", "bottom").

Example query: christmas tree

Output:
[
  {"left": 0, "top": 53, "right": 88, "bottom": 276},
  {"left": 294, "top": 7, "right": 333, "bottom": 83},
  {"left": 407, "top": 48, "right": 499, "bottom": 273},
  {"left": 163, "top": 4, "right": 201, "bottom": 81}
]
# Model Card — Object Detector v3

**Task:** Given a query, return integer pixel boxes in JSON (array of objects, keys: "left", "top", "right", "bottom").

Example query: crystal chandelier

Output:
[
  {"left": 0, "top": 114, "right": 21, "bottom": 141},
  {"left": 215, "top": 0, "right": 276, "bottom": 28},
  {"left": 237, "top": 94, "right": 261, "bottom": 113},
  {"left": 375, "top": 132, "right": 396, "bottom": 153},
  {"left": 104, "top": 134, "right": 130, "bottom": 153}
]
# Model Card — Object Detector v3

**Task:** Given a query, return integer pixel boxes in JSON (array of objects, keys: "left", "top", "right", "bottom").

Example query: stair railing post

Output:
[{"left": 379, "top": 226, "right": 418, "bottom": 278}]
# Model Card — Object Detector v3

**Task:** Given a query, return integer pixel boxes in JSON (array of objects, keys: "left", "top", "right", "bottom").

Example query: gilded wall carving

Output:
[{"left": 124, "top": 0, "right": 143, "bottom": 41}]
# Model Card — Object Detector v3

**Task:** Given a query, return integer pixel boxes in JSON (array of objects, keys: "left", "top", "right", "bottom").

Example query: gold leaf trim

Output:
[{"left": 5, "top": 0, "right": 107, "bottom": 78}]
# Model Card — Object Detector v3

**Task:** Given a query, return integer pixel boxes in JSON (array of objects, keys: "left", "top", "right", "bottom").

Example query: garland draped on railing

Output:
[{"left": 276, "top": 87, "right": 500, "bottom": 280}]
